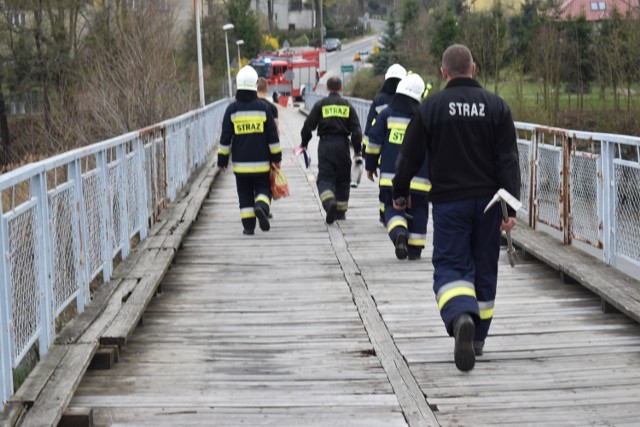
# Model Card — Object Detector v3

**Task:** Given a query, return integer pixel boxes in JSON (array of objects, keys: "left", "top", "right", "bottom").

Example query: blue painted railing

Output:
[{"left": 0, "top": 98, "right": 231, "bottom": 408}]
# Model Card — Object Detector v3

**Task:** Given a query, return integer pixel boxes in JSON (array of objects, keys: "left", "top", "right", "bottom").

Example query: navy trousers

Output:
[
  {"left": 432, "top": 197, "right": 502, "bottom": 342},
  {"left": 235, "top": 173, "right": 271, "bottom": 231},
  {"left": 317, "top": 136, "right": 351, "bottom": 214}
]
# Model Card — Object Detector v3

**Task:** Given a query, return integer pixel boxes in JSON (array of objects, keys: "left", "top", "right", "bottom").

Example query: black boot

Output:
[
  {"left": 325, "top": 200, "right": 337, "bottom": 224},
  {"left": 255, "top": 206, "right": 270, "bottom": 231},
  {"left": 394, "top": 233, "right": 408, "bottom": 260},
  {"left": 453, "top": 314, "right": 476, "bottom": 372}
]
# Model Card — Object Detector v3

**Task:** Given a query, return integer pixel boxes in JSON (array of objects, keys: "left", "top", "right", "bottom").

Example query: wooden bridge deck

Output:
[{"left": 67, "top": 108, "right": 640, "bottom": 426}]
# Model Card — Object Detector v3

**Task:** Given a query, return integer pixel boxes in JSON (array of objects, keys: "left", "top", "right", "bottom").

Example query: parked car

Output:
[{"left": 323, "top": 38, "right": 342, "bottom": 52}]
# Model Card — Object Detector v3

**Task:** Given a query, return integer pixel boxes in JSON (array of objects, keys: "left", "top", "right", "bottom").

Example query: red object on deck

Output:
[{"left": 278, "top": 96, "right": 290, "bottom": 107}]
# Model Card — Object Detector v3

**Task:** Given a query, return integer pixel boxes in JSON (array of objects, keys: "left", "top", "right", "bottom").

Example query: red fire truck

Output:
[{"left": 250, "top": 48, "right": 327, "bottom": 101}]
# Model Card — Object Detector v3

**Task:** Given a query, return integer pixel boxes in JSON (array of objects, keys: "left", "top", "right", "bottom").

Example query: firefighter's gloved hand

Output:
[{"left": 366, "top": 169, "right": 377, "bottom": 182}]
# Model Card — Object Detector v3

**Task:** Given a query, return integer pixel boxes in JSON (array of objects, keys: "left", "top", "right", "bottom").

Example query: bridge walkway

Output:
[{"left": 64, "top": 107, "right": 640, "bottom": 426}]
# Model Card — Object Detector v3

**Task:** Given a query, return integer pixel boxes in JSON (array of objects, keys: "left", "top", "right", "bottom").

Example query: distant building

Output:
[
  {"left": 251, "top": 0, "right": 315, "bottom": 30},
  {"left": 554, "top": 0, "right": 640, "bottom": 21}
]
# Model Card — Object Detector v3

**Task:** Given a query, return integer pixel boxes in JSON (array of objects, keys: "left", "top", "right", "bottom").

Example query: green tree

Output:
[
  {"left": 401, "top": 0, "right": 419, "bottom": 33},
  {"left": 226, "top": 0, "right": 262, "bottom": 58},
  {"left": 561, "top": 14, "right": 594, "bottom": 110},
  {"left": 429, "top": 6, "right": 458, "bottom": 76},
  {"left": 372, "top": 12, "right": 403, "bottom": 76},
  {"left": 508, "top": 1, "right": 540, "bottom": 74}
]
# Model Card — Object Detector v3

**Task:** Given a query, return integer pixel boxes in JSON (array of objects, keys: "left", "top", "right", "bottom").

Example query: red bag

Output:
[{"left": 270, "top": 163, "right": 289, "bottom": 200}]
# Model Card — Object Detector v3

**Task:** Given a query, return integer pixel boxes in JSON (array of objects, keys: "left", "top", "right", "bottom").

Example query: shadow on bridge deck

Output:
[{"left": 61, "top": 107, "right": 640, "bottom": 426}]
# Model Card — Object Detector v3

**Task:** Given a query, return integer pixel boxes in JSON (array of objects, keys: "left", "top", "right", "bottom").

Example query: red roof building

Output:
[{"left": 555, "top": 0, "right": 640, "bottom": 21}]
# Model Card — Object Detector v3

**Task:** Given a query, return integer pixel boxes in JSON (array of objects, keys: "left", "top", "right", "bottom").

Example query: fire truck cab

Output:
[{"left": 250, "top": 48, "right": 327, "bottom": 102}]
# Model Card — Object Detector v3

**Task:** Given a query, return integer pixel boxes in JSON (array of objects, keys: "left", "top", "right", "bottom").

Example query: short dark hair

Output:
[
  {"left": 442, "top": 44, "right": 474, "bottom": 77},
  {"left": 257, "top": 77, "right": 268, "bottom": 93},
  {"left": 327, "top": 76, "right": 342, "bottom": 92}
]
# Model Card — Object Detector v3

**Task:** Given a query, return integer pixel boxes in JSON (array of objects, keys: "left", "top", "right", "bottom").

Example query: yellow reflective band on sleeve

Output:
[
  {"left": 389, "top": 129, "right": 405, "bottom": 144},
  {"left": 322, "top": 105, "right": 350, "bottom": 118},
  {"left": 387, "top": 216, "right": 408, "bottom": 233},
  {"left": 480, "top": 307, "right": 494, "bottom": 320},
  {"left": 218, "top": 146, "right": 231, "bottom": 155},
  {"left": 255, "top": 194, "right": 271, "bottom": 207},
  {"left": 437, "top": 287, "right": 477, "bottom": 310},
  {"left": 410, "top": 180, "right": 432, "bottom": 192},
  {"left": 379, "top": 203, "right": 385, "bottom": 213},
  {"left": 241, "top": 208, "right": 256, "bottom": 219},
  {"left": 232, "top": 161, "right": 271, "bottom": 173},
  {"left": 379, "top": 178, "right": 392, "bottom": 187},
  {"left": 363, "top": 135, "right": 368, "bottom": 147},
  {"left": 366, "top": 143, "right": 381, "bottom": 155},
  {"left": 269, "top": 142, "right": 281, "bottom": 154}
]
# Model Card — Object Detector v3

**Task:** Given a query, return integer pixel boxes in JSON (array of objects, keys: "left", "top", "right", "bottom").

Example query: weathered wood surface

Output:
[
  {"left": 65, "top": 107, "right": 640, "bottom": 426},
  {"left": 7, "top": 154, "right": 220, "bottom": 427},
  {"left": 510, "top": 225, "right": 640, "bottom": 323}
]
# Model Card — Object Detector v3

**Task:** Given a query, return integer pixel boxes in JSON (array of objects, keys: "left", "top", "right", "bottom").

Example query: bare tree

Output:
[
  {"left": 74, "top": 4, "right": 192, "bottom": 143},
  {"left": 529, "top": 23, "right": 563, "bottom": 121}
]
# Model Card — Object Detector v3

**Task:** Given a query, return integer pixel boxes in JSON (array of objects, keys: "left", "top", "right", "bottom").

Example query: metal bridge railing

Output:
[
  {"left": 305, "top": 93, "right": 640, "bottom": 277},
  {"left": 0, "top": 98, "right": 230, "bottom": 408}
]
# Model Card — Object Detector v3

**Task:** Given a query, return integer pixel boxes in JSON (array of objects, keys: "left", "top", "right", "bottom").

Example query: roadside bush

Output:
[{"left": 349, "top": 71, "right": 384, "bottom": 99}]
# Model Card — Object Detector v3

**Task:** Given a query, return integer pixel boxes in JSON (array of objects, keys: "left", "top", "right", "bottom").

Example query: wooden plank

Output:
[
  {"left": 90, "top": 406, "right": 406, "bottom": 427},
  {"left": 77, "top": 279, "right": 139, "bottom": 344},
  {"left": 100, "top": 249, "right": 174, "bottom": 347},
  {"left": 0, "top": 402, "right": 26, "bottom": 427},
  {"left": 11, "top": 346, "right": 68, "bottom": 405},
  {"left": 18, "top": 344, "right": 96, "bottom": 427},
  {"left": 55, "top": 278, "right": 124, "bottom": 345},
  {"left": 511, "top": 226, "right": 640, "bottom": 323}
]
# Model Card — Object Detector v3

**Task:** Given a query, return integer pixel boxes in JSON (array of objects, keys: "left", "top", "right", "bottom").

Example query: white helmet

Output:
[
  {"left": 396, "top": 73, "right": 425, "bottom": 102},
  {"left": 236, "top": 66, "right": 258, "bottom": 91},
  {"left": 385, "top": 63, "right": 407, "bottom": 81}
]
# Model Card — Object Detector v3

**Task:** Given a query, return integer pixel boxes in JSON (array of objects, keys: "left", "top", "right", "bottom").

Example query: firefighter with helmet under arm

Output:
[
  {"left": 366, "top": 73, "right": 430, "bottom": 261},
  {"left": 218, "top": 65, "right": 281, "bottom": 235}
]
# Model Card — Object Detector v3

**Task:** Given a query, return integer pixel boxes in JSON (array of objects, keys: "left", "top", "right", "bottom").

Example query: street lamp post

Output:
[
  {"left": 236, "top": 40, "right": 244, "bottom": 69},
  {"left": 195, "top": 0, "right": 205, "bottom": 107},
  {"left": 320, "top": 0, "right": 324, "bottom": 47},
  {"left": 223, "top": 23, "right": 234, "bottom": 97}
]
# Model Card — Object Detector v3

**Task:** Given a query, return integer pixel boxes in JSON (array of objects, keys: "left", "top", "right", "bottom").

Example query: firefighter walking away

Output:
[
  {"left": 365, "top": 73, "right": 430, "bottom": 260},
  {"left": 299, "top": 76, "right": 362, "bottom": 223},
  {"left": 218, "top": 65, "right": 281, "bottom": 235}
]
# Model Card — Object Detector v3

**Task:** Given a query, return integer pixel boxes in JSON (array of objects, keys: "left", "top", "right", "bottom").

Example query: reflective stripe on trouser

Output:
[
  {"left": 383, "top": 190, "right": 428, "bottom": 258},
  {"left": 235, "top": 173, "right": 271, "bottom": 231},
  {"left": 432, "top": 197, "right": 502, "bottom": 340},
  {"left": 317, "top": 136, "right": 351, "bottom": 214}
]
